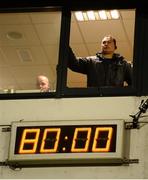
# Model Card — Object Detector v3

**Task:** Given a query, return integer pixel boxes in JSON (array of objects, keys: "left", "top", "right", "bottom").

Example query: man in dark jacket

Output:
[{"left": 68, "top": 35, "right": 132, "bottom": 87}]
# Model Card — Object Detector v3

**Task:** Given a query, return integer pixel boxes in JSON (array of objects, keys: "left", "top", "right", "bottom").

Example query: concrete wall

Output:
[{"left": 0, "top": 96, "right": 148, "bottom": 179}]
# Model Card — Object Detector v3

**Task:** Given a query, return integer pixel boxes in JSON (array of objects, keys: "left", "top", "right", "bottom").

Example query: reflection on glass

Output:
[
  {"left": 67, "top": 9, "right": 135, "bottom": 88},
  {"left": 0, "top": 11, "right": 61, "bottom": 93}
]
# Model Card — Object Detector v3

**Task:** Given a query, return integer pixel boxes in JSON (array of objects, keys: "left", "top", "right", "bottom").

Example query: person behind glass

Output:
[
  {"left": 68, "top": 35, "right": 132, "bottom": 87},
  {"left": 36, "top": 75, "right": 50, "bottom": 92}
]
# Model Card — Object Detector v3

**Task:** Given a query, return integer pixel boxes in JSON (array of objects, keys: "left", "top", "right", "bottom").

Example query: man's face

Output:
[
  {"left": 37, "top": 76, "right": 49, "bottom": 92},
  {"left": 101, "top": 36, "right": 116, "bottom": 54}
]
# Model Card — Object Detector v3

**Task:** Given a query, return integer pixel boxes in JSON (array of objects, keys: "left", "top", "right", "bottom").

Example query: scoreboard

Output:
[{"left": 8, "top": 119, "right": 125, "bottom": 167}]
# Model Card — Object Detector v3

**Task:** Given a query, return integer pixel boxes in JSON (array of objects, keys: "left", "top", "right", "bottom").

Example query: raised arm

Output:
[{"left": 68, "top": 47, "right": 89, "bottom": 74}]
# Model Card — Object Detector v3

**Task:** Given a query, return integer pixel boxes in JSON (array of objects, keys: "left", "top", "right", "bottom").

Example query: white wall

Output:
[{"left": 0, "top": 96, "right": 148, "bottom": 179}]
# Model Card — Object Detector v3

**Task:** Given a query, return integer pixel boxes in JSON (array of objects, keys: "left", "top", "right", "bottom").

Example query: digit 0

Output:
[
  {"left": 40, "top": 128, "right": 61, "bottom": 153},
  {"left": 92, "top": 127, "right": 113, "bottom": 152},
  {"left": 71, "top": 127, "right": 91, "bottom": 152}
]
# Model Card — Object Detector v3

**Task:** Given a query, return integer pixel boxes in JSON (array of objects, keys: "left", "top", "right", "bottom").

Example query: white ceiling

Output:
[{"left": 0, "top": 9, "right": 135, "bottom": 92}]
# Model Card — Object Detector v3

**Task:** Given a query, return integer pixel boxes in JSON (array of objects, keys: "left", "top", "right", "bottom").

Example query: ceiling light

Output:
[
  {"left": 106, "top": 11, "right": 112, "bottom": 19},
  {"left": 94, "top": 12, "right": 100, "bottom": 20},
  {"left": 110, "top": 10, "right": 120, "bottom": 19},
  {"left": 98, "top": 10, "right": 107, "bottom": 20},
  {"left": 6, "top": 31, "right": 23, "bottom": 40},
  {"left": 74, "top": 10, "right": 120, "bottom": 21},
  {"left": 75, "top": 11, "right": 84, "bottom": 21},
  {"left": 82, "top": 12, "right": 88, "bottom": 21},
  {"left": 86, "top": 11, "right": 96, "bottom": 20},
  {"left": 17, "top": 49, "right": 33, "bottom": 62}
]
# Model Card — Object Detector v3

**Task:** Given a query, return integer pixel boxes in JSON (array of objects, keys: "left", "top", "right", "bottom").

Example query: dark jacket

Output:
[{"left": 68, "top": 47, "right": 132, "bottom": 87}]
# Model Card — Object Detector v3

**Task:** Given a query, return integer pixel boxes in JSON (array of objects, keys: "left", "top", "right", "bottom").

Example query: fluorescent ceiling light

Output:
[
  {"left": 74, "top": 10, "right": 120, "bottom": 21},
  {"left": 98, "top": 10, "right": 107, "bottom": 20},
  {"left": 83, "top": 12, "right": 88, "bottom": 21},
  {"left": 75, "top": 11, "right": 84, "bottom": 21},
  {"left": 110, "top": 10, "right": 120, "bottom": 19},
  {"left": 86, "top": 11, "right": 96, "bottom": 20}
]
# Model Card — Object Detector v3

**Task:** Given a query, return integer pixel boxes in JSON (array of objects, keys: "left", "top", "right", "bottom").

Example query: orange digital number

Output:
[
  {"left": 71, "top": 128, "right": 91, "bottom": 152},
  {"left": 92, "top": 127, "right": 113, "bottom": 152},
  {"left": 19, "top": 128, "right": 40, "bottom": 154},
  {"left": 40, "top": 128, "right": 61, "bottom": 153}
]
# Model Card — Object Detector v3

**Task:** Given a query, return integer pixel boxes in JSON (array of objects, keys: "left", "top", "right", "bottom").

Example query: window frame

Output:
[
  {"left": 58, "top": 7, "right": 140, "bottom": 98},
  {"left": 0, "top": 6, "right": 63, "bottom": 100},
  {"left": 0, "top": 1, "right": 147, "bottom": 99}
]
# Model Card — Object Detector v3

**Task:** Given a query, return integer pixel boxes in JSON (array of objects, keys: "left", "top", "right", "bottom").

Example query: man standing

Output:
[{"left": 68, "top": 35, "right": 132, "bottom": 87}]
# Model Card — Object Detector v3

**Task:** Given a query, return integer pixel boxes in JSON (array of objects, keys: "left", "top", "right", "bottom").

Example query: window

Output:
[
  {"left": 0, "top": 5, "right": 147, "bottom": 99},
  {"left": 68, "top": 9, "right": 135, "bottom": 88},
  {"left": 60, "top": 8, "right": 138, "bottom": 97},
  {"left": 0, "top": 10, "right": 61, "bottom": 97}
]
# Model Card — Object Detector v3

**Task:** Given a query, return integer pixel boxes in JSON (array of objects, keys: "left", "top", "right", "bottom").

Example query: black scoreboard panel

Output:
[{"left": 8, "top": 120, "right": 125, "bottom": 167}]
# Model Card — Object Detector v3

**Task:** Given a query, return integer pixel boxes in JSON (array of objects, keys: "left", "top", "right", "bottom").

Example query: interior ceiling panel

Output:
[
  {"left": 0, "top": 25, "right": 41, "bottom": 46},
  {"left": 30, "top": 12, "right": 61, "bottom": 24},
  {"left": 35, "top": 24, "right": 60, "bottom": 45},
  {"left": 0, "top": 13, "right": 31, "bottom": 25},
  {"left": 44, "top": 45, "right": 59, "bottom": 65},
  {"left": 1, "top": 46, "right": 50, "bottom": 65},
  {"left": 0, "top": 9, "right": 135, "bottom": 91},
  {"left": 11, "top": 65, "right": 55, "bottom": 89},
  {"left": 0, "top": 48, "right": 9, "bottom": 67},
  {"left": 0, "top": 67, "right": 17, "bottom": 88}
]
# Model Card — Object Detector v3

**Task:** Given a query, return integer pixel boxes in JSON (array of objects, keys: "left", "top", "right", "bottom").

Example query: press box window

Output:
[
  {"left": 63, "top": 9, "right": 136, "bottom": 97},
  {"left": 0, "top": 11, "right": 61, "bottom": 95}
]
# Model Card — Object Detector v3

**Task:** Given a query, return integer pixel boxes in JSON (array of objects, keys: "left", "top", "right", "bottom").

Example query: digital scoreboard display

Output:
[{"left": 8, "top": 120, "right": 125, "bottom": 167}]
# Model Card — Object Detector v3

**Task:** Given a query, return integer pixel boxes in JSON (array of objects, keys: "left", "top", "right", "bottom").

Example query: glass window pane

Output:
[
  {"left": 0, "top": 11, "right": 61, "bottom": 93},
  {"left": 67, "top": 9, "right": 135, "bottom": 88}
]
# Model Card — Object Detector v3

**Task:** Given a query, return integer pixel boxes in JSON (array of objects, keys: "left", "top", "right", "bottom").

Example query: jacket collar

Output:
[{"left": 96, "top": 52, "right": 124, "bottom": 60}]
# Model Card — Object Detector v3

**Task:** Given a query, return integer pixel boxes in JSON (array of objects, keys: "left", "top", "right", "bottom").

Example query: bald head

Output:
[{"left": 37, "top": 75, "right": 50, "bottom": 92}]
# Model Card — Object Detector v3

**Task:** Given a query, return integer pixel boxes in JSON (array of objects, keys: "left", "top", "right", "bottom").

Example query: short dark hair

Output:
[{"left": 102, "top": 35, "right": 117, "bottom": 49}]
